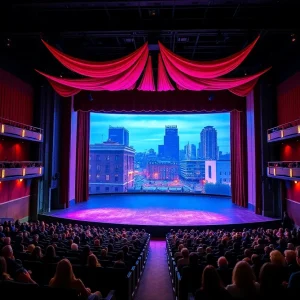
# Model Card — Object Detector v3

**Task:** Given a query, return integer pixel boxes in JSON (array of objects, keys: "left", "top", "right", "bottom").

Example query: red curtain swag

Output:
[
  {"left": 158, "top": 36, "right": 260, "bottom": 79},
  {"left": 37, "top": 36, "right": 269, "bottom": 97},
  {"left": 42, "top": 39, "right": 149, "bottom": 78}
]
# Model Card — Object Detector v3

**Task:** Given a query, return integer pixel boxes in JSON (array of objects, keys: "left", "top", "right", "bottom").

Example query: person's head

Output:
[
  {"left": 3, "top": 237, "right": 11, "bottom": 245},
  {"left": 51, "top": 259, "right": 75, "bottom": 287},
  {"left": 71, "top": 243, "right": 78, "bottom": 251},
  {"left": 284, "top": 249, "right": 296, "bottom": 265},
  {"left": 244, "top": 249, "right": 252, "bottom": 258},
  {"left": 178, "top": 244, "right": 184, "bottom": 251},
  {"left": 217, "top": 256, "right": 228, "bottom": 268},
  {"left": 202, "top": 265, "right": 223, "bottom": 291},
  {"left": 94, "top": 239, "right": 100, "bottom": 247},
  {"left": 232, "top": 261, "right": 256, "bottom": 289},
  {"left": 32, "top": 246, "right": 43, "bottom": 258},
  {"left": 181, "top": 248, "right": 189, "bottom": 258},
  {"left": 2, "top": 245, "right": 13, "bottom": 259},
  {"left": 270, "top": 250, "right": 285, "bottom": 266},
  {"left": 45, "top": 245, "right": 56, "bottom": 258},
  {"left": 87, "top": 254, "right": 101, "bottom": 268},
  {"left": 100, "top": 248, "right": 107, "bottom": 257},
  {"left": 296, "top": 248, "right": 300, "bottom": 266},
  {"left": 189, "top": 252, "right": 199, "bottom": 266},
  {"left": 122, "top": 245, "right": 129, "bottom": 255},
  {"left": 27, "top": 244, "right": 35, "bottom": 254},
  {"left": 287, "top": 243, "right": 295, "bottom": 250},
  {"left": 251, "top": 254, "right": 261, "bottom": 266},
  {"left": 197, "top": 247, "right": 204, "bottom": 254},
  {"left": 259, "top": 262, "right": 283, "bottom": 292}
]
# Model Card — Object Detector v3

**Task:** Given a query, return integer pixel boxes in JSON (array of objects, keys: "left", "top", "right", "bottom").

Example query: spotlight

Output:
[
  {"left": 88, "top": 93, "right": 94, "bottom": 102},
  {"left": 244, "top": 70, "right": 247, "bottom": 76},
  {"left": 295, "top": 181, "right": 298, "bottom": 184}
]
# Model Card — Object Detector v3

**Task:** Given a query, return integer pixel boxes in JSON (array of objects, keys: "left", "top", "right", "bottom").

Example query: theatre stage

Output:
[{"left": 43, "top": 194, "right": 279, "bottom": 232}]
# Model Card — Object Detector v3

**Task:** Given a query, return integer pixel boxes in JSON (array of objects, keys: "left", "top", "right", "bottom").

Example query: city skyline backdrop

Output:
[{"left": 90, "top": 113, "right": 230, "bottom": 153}]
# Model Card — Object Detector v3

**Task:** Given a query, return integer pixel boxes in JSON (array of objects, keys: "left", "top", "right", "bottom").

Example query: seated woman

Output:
[
  {"left": 87, "top": 254, "right": 102, "bottom": 268},
  {"left": 195, "top": 265, "right": 232, "bottom": 300},
  {"left": 49, "top": 259, "right": 101, "bottom": 300},
  {"left": 113, "top": 251, "right": 126, "bottom": 269},
  {"left": 0, "top": 256, "right": 13, "bottom": 281}
]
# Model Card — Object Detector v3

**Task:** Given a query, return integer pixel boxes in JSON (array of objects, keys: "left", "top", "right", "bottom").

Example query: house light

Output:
[
  {"left": 1, "top": 169, "right": 5, "bottom": 178},
  {"left": 280, "top": 130, "right": 284, "bottom": 138},
  {"left": 22, "top": 168, "right": 26, "bottom": 176},
  {"left": 290, "top": 168, "right": 293, "bottom": 177},
  {"left": 0, "top": 124, "right": 4, "bottom": 133},
  {"left": 22, "top": 129, "right": 25, "bottom": 137}
]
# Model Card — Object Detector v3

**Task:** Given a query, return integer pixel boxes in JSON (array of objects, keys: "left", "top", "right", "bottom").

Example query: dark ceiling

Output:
[{"left": 0, "top": 0, "right": 299, "bottom": 80}]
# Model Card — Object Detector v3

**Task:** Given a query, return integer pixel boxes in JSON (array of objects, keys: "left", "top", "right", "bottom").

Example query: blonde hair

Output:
[
  {"left": 270, "top": 250, "right": 285, "bottom": 266},
  {"left": 87, "top": 254, "right": 101, "bottom": 268},
  {"left": 232, "top": 261, "right": 256, "bottom": 290},
  {"left": 50, "top": 259, "right": 75, "bottom": 288}
]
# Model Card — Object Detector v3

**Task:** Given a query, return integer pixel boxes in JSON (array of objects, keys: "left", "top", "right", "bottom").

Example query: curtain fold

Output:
[
  {"left": 42, "top": 39, "right": 149, "bottom": 78},
  {"left": 137, "top": 56, "right": 156, "bottom": 91},
  {"left": 157, "top": 54, "right": 175, "bottom": 91},
  {"left": 230, "top": 110, "right": 248, "bottom": 208},
  {"left": 158, "top": 36, "right": 259, "bottom": 78},
  {"left": 75, "top": 111, "right": 90, "bottom": 203}
]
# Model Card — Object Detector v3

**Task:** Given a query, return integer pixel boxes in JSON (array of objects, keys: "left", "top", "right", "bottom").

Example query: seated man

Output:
[{"left": 2, "top": 245, "right": 36, "bottom": 284}]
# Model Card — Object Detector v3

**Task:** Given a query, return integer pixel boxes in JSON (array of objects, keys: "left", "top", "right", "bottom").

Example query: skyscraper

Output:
[
  {"left": 108, "top": 126, "right": 129, "bottom": 146},
  {"left": 200, "top": 126, "right": 218, "bottom": 160},
  {"left": 164, "top": 125, "right": 179, "bottom": 161}
]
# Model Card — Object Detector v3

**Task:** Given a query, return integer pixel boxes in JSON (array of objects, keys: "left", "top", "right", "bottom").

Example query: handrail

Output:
[
  {"left": 267, "top": 118, "right": 300, "bottom": 134},
  {"left": 0, "top": 161, "right": 43, "bottom": 168},
  {"left": 268, "top": 161, "right": 300, "bottom": 167},
  {"left": 0, "top": 117, "right": 43, "bottom": 133}
]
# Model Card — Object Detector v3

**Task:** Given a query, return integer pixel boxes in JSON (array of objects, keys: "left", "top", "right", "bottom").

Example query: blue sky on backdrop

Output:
[{"left": 90, "top": 113, "right": 230, "bottom": 153}]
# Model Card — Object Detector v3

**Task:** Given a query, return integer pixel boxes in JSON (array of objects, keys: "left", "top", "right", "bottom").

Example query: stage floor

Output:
[{"left": 45, "top": 194, "right": 277, "bottom": 226}]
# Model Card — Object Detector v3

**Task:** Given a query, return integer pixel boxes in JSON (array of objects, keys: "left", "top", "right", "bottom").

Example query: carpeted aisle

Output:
[{"left": 134, "top": 240, "right": 174, "bottom": 300}]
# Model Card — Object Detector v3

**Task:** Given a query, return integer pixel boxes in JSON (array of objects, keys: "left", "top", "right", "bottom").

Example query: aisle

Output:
[{"left": 134, "top": 240, "right": 174, "bottom": 300}]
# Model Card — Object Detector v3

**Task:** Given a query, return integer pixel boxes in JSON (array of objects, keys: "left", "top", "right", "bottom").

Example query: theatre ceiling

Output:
[{"left": 0, "top": 0, "right": 299, "bottom": 79}]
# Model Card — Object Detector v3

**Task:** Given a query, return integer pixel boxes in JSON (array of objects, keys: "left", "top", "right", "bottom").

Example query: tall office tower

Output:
[
  {"left": 164, "top": 125, "right": 179, "bottom": 161},
  {"left": 200, "top": 126, "right": 218, "bottom": 160},
  {"left": 184, "top": 142, "right": 192, "bottom": 160},
  {"left": 191, "top": 144, "right": 197, "bottom": 159},
  {"left": 108, "top": 126, "right": 129, "bottom": 146}
]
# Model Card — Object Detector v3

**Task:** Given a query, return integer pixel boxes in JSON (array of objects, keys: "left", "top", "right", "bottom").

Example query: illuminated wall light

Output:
[
  {"left": 273, "top": 168, "right": 276, "bottom": 176},
  {"left": 280, "top": 130, "right": 284, "bottom": 138},
  {"left": 1, "top": 169, "right": 5, "bottom": 178},
  {"left": 267, "top": 133, "right": 271, "bottom": 141},
  {"left": 298, "top": 125, "right": 300, "bottom": 134},
  {"left": 19, "top": 179, "right": 23, "bottom": 182},
  {"left": 39, "top": 167, "right": 42, "bottom": 175},
  {"left": 22, "top": 129, "right": 25, "bottom": 137},
  {"left": 39, "top": 133, "right": 42, "bottom": 141},
  {"left": 22, "top": 168, "right": 26, "bottom": 176},
  {"left": 0, "top": 124, "right": 4, "bottom": 133},
  {"left": 290, "top": 168, "right": 293, "bottom": 177},
  {"left": 295, "top": 181, "right": 298, "bottom": 184}
]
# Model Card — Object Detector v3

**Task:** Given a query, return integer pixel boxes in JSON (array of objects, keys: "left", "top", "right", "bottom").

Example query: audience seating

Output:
[{"left": 0, "top": 220, "right": 150, "bottom": 300}]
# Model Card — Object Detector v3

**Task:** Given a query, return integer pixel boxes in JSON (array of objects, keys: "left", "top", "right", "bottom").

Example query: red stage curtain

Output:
[
  {"left": 75, "top": 111, "right": 90, "bottom": 203},
  {"left": 60, "top": 99, "right": 72, "bottom": 208},
  {"left": 42, "top": 40, "right": 148, "bottom": 78},
  {"left": 230, "top": 110, "right": 248, "bottom": 208},
  {"left": 158, "top": 36, "right": 259, "bottom": 78},
  {"left": 137, "top": 56, "right": 156, "bottom": 91},
  {"left": 0, "top": 68, "right": 34, "bottom": 124}
]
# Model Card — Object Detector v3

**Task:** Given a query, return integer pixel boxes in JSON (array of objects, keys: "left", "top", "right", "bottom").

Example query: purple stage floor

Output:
[{"left": 46, "top": 194, "right": 277, "bottom": 226}]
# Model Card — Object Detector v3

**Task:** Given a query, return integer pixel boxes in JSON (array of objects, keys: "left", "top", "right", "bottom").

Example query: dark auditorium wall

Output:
[
  {"left": 0, "top": 68, "right": 35, "bottom": 220},
  {"left": 277, "top": 72, "right": 300, "bottom": 225}
]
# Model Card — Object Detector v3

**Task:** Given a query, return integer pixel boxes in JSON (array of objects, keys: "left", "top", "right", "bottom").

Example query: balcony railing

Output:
[
  {"left": 267, "top": 161, "right": 300, "bottom": 180},
  {"left": 0, "top": 161, "right": 43, "bottom": 181},
  {"left": 0, "top": 117, "right": 43, "bottom": 142},
  {"left": 267, "top": 118, "right": 300, "bottom": 142}
]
